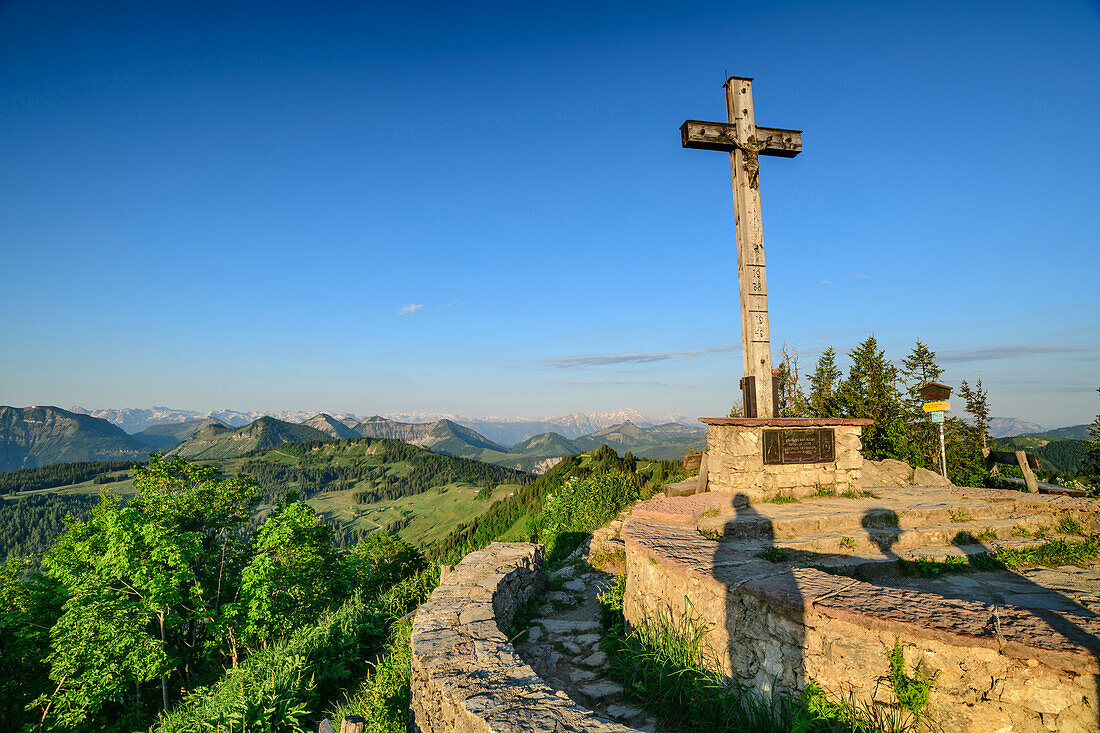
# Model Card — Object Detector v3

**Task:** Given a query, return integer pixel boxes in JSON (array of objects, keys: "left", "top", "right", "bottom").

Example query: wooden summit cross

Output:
[{"left": 681, "top": 76, "right": 802, "bottom": 418}]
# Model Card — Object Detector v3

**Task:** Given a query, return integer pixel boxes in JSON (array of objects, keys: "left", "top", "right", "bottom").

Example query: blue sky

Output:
[{"left": 1, "top": 0, "right": 1097, "bottom": 427}]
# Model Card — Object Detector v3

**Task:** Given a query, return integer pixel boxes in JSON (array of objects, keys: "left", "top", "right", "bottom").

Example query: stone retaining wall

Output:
[
  {"left": 409, "top": 542, "right": 639, "bottom": 733},
  {"left": 623, "top": 519, "right": 1100, "bottom": 733},
  {"left": 700, "top": 418, "right": 871, "bottom": 499}
]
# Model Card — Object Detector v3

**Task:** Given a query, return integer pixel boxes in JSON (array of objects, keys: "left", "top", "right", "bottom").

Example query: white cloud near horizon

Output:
[
  {"left": 397, "top": 304, "right": 423, "bottom": 316},
  {"left": 938, "top": 344, "right": 1099, "bottom": 362}
]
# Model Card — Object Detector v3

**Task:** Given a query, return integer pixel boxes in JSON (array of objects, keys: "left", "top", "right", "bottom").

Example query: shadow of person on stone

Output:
[{"left": 706, "top": 493, "right": 809, "bottom": 718}]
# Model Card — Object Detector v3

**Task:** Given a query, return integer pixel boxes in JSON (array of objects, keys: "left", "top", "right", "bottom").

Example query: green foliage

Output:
[
  {"left": 431, "top": 447, "right": 683, "bottom": 565},
  {"left": 0, "top": 452, "right": 430, "bottom": 733},
  {"left": 897, "top": 556, "right": 970, "bottom": 578},
  {"left": 758, "top": 548, "right": 789, "bottom": 563},
  {"left": 1057, "top": 515, "right": 1082, "bottom": 535},
  {"left": 763, "top": 492, "right": 798, "bottom": 504},
  {"left": 1081, "top": 388, "right": 1100, "bottom": 494},
  {"left": 838, "top": 336, "right": 910, "bottom": 462},
  {"left": 232, "top": 501, "right": 349, "bottom": 650},
  {"left": 328, "top": 621, "right": 415, "bottom": 733},
  {"left": 886, "top": 641, "right": 936, "bottom": 718},
  {"left": 0, "top": 557, "right": 62, "bottom": 732},
  {"left": 535, "top": 471, "right": 638, "bottom": 564},
  {"left": 158, "top": 568, "right": 435, "bottom": 733}
]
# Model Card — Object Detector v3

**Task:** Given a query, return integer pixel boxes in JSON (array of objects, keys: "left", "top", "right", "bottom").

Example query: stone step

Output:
[
  {"left": 739, "top": 534, "right": 1082, "bottom": 577},
  {"left": 738, "top": 520, "right": 1079, "bottom": 557},
  {"left": 697, "top": 500, "right": 1059, "bottom": 541}
]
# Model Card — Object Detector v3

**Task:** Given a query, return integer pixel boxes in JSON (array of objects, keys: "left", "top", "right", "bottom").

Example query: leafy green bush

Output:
[{"left": 534, "top": 472, "right": 637, "bottom": 564}]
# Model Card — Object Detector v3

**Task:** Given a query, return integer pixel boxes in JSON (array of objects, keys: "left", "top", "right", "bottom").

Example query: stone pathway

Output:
[{"left": 513, "top": 544, "right": 663, "bottom": 732}]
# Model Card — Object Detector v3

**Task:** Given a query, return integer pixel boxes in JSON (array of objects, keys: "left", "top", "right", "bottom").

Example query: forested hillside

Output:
[
  {"left": 0, "top": 406, "right": 148, "bottom": 471},
  {"left": 168, "top": 416, "right": 333, "bottom": 459},
  {"left": 0, "top": 442, "right": 681, "bottom": 733}
]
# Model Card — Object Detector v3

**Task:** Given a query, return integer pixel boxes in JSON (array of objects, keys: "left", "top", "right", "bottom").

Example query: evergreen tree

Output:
[
  {"left": 807, "top": 347, "right": 843, "bottom": 418},
  {"left": 959, "top": 378, "right": 991, "bottom": 451},
  {"left": 899, "top": 340, "right": 945, "bottom": 469},
  {"left": 1081, "top": 387, "right": 1100, "bottom": 494},
  {"left": 838, "top": 335, "right": 910, "bottom": 461}
]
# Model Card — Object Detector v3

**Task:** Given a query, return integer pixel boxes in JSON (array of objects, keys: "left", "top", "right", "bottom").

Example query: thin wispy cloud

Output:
[
  {"left": 819, "top": 280, "right": 831, "bottom": 286},
  {"left": 397, "top": 304, "right": 423, "bottom": 316},
  {"left": 550, "top": 380, "right": 701, "bottom": 388},
  {"left": 541, "top": 344, "right": 735, "bottom": 369},
  {"left": 850, "top": 273, "right": 873, "bottom": 280},
  {"left": 939, "top": 345, "right": 1100, "bottom": 362}
]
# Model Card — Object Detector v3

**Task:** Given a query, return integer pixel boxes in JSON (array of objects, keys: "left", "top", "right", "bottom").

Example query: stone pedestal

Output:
[{"left": 698, "top": 418, "right": 873, "bottom": 500}]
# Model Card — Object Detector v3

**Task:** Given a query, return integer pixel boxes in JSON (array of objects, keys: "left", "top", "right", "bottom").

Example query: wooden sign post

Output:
[
  {"left": 920, "top": 382, "right": 953, "bottom": 480},
  {"left": 681, "top": 77, "right": 802, "bottom": 418}
]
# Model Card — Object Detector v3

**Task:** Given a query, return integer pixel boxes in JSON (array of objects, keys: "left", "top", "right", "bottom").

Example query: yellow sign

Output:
[{"left": 922, "top": 400, "right": 950, "bottom": 413}]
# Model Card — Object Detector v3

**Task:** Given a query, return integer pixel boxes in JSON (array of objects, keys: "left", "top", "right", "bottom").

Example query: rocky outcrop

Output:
[
  {"left": 409, "top": 542, "right": 639, "bottom": 733},
  {"left": 860, "top": 458, "right": 953, "bottom": 489}
]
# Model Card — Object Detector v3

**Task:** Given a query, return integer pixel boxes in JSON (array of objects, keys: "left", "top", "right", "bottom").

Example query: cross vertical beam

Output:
[
  {"left": 726, "top": 77, "right": 773, "bottom": 418},
  {"left": 680, "top": 76, "right": 802, "bottom": 418}
]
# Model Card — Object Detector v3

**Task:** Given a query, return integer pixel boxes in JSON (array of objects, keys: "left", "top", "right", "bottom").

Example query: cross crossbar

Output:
[{"left": 680, "top": 120, "right": 802, "bottom": 157}]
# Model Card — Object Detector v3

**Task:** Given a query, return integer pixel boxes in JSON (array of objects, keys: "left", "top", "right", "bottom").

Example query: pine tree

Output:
[
  {"left": 1081, "top": 387, "right": 1100, "bottom": 494},
  {"left": 959, "top": 378, "right": 991, "bottom": 451},
  {"left": 899, "top": 341, "right": 945, "bottom": 469},
  {"left": 807, "top": 347, "right": 843, "bottom": 418},
  {"left": 838, "top": 335, "right": 910, "bottom": 461}
]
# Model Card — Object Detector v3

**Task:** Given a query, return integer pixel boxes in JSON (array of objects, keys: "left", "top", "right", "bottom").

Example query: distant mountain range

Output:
[
  {"left": 6, "top": 405, "right": 705, "bottom": 473},
  {"left": 13, "top": 405, "right": 1084, "bottom": 474},
  {"left": 70, "top": 406, "right": 696, "bottom": 444}
]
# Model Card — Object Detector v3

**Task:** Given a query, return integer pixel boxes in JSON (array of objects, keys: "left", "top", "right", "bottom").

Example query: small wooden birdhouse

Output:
[{"left": 918, "top": 382, "right": 952, "bottom": 402}]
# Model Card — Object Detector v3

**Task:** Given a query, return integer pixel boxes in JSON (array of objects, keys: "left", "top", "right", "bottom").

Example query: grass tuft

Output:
[
  {"left": 758, "top": 547, "right": 789, "bottom": 563},
  {"left": 948, "top": 509, "right": 971, "bottom": 523},
  {"left": 1057, "top": 515, "right": 1083, "bottom": 535},
  {"left": 765, "top": 492, "right": 799, "bottom": 505}
]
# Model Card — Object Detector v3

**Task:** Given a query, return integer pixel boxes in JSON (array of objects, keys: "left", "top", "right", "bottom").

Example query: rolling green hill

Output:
[
  {"left": 1023, "top": 424, "right": 1090, "bottom": 441},
  {"left": 509, "top": 432, "right": 581, "bottom": 457},
  {"left": 2, "top": 437, "right": 533, "bottom": 552},
  {"left": 168, "top": 416, "right": 333, "bottom": 459},
  {"left": 0, "top": 406, "right": 148, "bottom": 471},
  {"left": 571, "top": 421, "right": 706, "bottom": 460}
]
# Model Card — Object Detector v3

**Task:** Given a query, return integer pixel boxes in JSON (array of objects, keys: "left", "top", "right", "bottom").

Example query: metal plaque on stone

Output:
[{"left": 762, "top": 428, "right": 836, "bottom": 465}]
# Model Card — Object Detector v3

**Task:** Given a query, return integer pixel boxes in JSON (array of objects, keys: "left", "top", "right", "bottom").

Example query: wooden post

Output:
[
  {"left": 725, "top": 77, "right": 775, "bottom": 418},
  {"left": 1015, "top": 450, "right": 1039, "bottom": 493},
  {"left": 339, "top": 716, "right": 365, "bottom": 733}
]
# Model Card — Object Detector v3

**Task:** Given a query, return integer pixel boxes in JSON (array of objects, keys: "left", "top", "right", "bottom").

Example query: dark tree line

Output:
[{"left": 1, "top": 460, "right": 141, "bottom": 495}]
